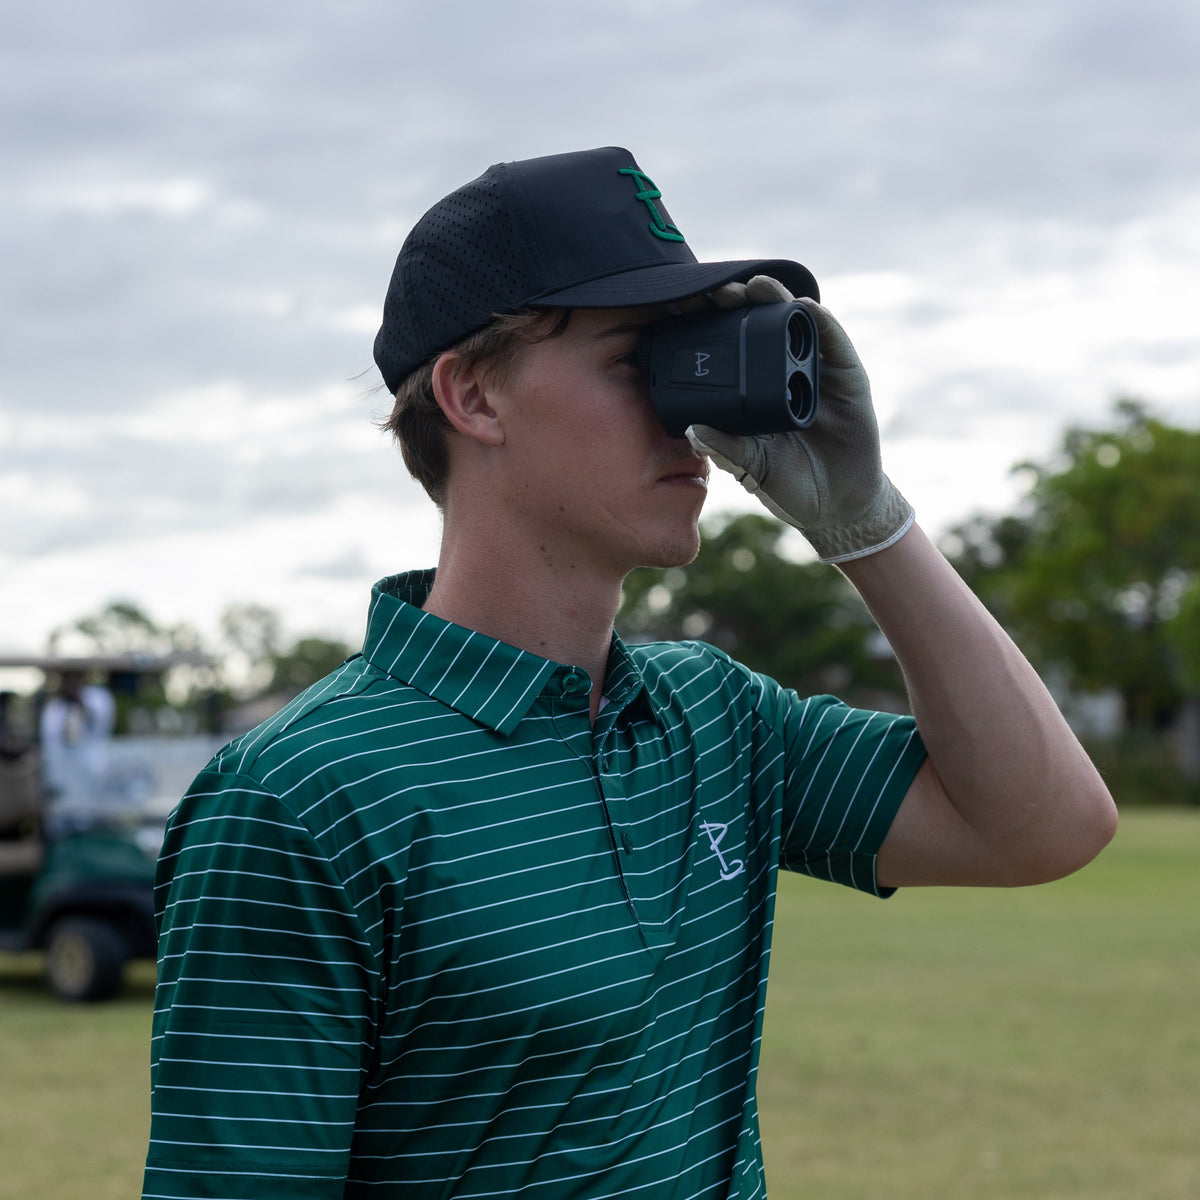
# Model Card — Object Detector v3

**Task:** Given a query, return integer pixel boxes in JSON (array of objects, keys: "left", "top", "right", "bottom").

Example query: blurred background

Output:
[
  {"left": 4, "top": 0, "right": 1199, "bottom": 789},
  {"left": 1, "top": 2, "right": 1198, "bottom": 1197},
  {"left": 3, "top": 0, "right": 1198, "bottom": 657}
]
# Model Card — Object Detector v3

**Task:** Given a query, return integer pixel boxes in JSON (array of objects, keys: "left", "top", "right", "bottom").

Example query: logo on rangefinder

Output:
[{"left": 618, "top": 167, "right": 686, "bottom": 243}]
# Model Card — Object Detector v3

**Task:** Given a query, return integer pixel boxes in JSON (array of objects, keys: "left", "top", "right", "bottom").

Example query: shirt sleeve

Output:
[
  {"left": 774, "top": 692, "right": 926, "bottom": 897},
  {"left": 142, "top": 769, "right": 378, "bottom": 1199}
]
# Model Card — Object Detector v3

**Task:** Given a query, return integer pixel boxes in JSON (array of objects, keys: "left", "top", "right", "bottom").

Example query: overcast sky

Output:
[{"left": 3, "top": 0, "right": 1199, "bottom": 656}]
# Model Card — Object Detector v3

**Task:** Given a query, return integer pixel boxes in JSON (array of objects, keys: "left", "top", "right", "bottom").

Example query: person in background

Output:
[{"left": 39, "top": 668, "right": 115, "bottom": 832}]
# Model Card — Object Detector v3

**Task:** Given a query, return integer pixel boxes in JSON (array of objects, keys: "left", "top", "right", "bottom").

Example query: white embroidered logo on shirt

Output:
[{"left": 700, "top": 821, "right": 745, "bottom": 881}]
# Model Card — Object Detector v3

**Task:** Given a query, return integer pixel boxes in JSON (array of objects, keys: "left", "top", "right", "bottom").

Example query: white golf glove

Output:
[{"left": 687, "top": 275, "right": 915, "bottom": 564}]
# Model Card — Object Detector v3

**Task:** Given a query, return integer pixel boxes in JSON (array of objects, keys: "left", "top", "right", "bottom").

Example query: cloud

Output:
[
  {"left": 296, "top": 549, "right": 376, "bottom": 581},
  {"left": 2, "top": 0, "right": 1199, "bottom": 652},
  {"left": 6, "top": 0, "right": 1198, "bottom": 411},
  {"left": 0, "top": 381, "right": 413, "bottom": 559}
]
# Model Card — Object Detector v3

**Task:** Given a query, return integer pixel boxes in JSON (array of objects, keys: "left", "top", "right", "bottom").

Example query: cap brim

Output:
[{"left": 530, "top": 258, "right": 819, "bottom": 308}]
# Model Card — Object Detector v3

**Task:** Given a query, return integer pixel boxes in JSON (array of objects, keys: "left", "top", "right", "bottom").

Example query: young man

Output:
[{"left": 143, "top": 147, "right": 1116, "bottom": 1199}]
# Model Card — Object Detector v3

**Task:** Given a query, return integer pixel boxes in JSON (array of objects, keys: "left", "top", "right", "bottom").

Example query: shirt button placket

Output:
[{"left": 598, "top": 746, "right": 632, "bottom": 855}]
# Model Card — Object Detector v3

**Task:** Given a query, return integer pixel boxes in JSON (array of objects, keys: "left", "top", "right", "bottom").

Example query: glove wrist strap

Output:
[{"left": 805, "top": 480, "right": 916, "bottom": 564}]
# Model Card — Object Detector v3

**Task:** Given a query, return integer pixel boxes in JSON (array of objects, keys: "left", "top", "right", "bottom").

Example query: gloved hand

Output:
[{"left": 687, "top": 275, "right": 915, "bottom": 564}]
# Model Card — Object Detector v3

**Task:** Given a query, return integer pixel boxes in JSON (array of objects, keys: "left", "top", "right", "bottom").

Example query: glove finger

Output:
[
  {"left": 744, "top": 274, "right": 794, "bottom": 304},
  {"left": 795, "top": 297, "right": 865, "bottom": 372},
  {"left": 709, "top": 281, "right": 748, "bottom": 309},
  {"left": 686, "top": 425, "right": 765, "bottom": 494}
]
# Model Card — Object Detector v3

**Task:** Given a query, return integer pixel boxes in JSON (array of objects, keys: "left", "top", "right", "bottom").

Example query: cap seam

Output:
[{"left": 499, "top": 159, "right": 555, "bottom": 304}]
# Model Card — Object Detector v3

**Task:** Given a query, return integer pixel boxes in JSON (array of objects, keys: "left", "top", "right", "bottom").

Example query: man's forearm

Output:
[{"left": 840, "top": 524, "right": 1117, "bottom": 886}]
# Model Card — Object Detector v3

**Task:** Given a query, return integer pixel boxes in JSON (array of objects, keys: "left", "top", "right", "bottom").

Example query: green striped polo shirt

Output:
[{"left": 143, "top": 569, "right": 925, "bottom": 1200}]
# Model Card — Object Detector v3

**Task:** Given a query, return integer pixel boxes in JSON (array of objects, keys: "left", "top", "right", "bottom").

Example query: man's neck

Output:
[{"left": 422, "top": 529, "right": 623, "bottom": 722}]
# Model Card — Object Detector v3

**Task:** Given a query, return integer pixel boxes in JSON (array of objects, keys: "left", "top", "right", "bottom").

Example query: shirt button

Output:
[
  {"left": 561, "top": 672, "right": 584, "bottom": 695},
  {"left": 621, "top": 831, "right": 634, "bottom": 855}
]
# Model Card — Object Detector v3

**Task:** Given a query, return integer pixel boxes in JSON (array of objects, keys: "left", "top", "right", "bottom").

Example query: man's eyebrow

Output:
[{"left": 591, "top": 320, "right": 650, "bottom": 341}]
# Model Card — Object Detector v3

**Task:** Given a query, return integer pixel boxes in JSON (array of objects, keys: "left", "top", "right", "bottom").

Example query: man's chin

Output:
[{"left": 639, "top": 531, "right": 702, "bottom": 571}]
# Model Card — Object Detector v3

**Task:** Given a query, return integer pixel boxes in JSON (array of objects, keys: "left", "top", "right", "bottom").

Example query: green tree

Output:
[
  {"left": 267, "top": 636, "right": 354, "bottom": 697},
  {"left": 618, "top": 512, "right": 905, "bottom": 707},
  {"left": 45, "top": 600, "right": 210, "bottom": 732},
  {"left": 44, "top": 599, "right": 354, "bottom": 726},
  {"left": 946, "top": 400, "right": 1200, "bottom": 731},
  {"left": 48, "top": 599, "right": 203, "bottom": 660},
  {"left": 1168, "top": 581, "right": 1200, "bottom": 694},
  {"left": 218, "top": 603, "right": 283, "bottom": 698}
]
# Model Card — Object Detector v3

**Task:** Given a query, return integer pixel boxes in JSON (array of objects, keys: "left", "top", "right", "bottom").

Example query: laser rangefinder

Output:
[{"left": 636, "top": 302, "right": 820, "bottom": 438}]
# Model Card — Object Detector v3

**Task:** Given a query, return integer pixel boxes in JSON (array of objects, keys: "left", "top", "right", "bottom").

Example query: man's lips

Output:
[{"left": 657, "top": 459, "right": 710, "bottom": 486}]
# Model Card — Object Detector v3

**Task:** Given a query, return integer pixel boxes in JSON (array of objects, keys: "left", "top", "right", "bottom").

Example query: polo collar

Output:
[{"left": 361, "top": 571, "right": 659, "bottom": 736}]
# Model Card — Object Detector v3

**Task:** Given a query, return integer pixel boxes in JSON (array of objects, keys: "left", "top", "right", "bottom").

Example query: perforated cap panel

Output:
[{"left": 372, "top": 148, "right": 819, "bottom": 393}]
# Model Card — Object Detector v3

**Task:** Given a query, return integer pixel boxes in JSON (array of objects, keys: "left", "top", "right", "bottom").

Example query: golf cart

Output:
[{"left": 0, "top": 652, "right": 217, "bottom": 1001}]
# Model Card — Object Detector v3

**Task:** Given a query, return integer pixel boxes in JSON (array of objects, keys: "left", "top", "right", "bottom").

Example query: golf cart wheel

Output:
[{"left": 44, "top": 917, "right": 128, "bottom": 1002}]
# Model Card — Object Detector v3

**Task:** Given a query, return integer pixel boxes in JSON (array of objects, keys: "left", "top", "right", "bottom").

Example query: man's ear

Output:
[{"left": 431, "top": 353, "right": 506, "bottom": 447}]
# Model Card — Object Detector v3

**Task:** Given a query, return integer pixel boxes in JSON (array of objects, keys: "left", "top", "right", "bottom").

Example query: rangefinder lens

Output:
[
  {"left": 787, "top": 371, "right": 815, "bottom": 425},
  {"left": 787, "top": 310, "right": 813, "bottom": 359}
]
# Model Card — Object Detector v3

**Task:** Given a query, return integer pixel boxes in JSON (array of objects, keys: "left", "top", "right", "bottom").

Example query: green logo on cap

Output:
[{"left": 618, "top": 167, "right": 686, "bottom": 243}]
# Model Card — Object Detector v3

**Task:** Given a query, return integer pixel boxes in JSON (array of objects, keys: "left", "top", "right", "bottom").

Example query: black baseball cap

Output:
[{"left": 373, "top": 146, "right": 819, "bottom": 392}]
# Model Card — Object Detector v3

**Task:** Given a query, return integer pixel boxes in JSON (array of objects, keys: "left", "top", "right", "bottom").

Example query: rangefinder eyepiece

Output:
[{"left": 636, "top": 302, "right": 820, "bottom": 438}]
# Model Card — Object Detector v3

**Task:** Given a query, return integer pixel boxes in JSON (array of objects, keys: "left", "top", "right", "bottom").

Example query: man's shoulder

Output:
[
  {"left": 627, "top": 637, "right": 731, "bottom": 670},
  {"left": 625, "top": 638, "right": 774, "bottom": 718},
  {"left": 624, "top": 638, "right": 848, "bottom": 740},
  {"left": 161, "top": 655, "right": 456, "bottom": 873},
  {"left": 626, "top": 637, "right": 754, "bottom": 689},
  {"left": 208, "top": 652, "right": 420, "bottom": 782}
]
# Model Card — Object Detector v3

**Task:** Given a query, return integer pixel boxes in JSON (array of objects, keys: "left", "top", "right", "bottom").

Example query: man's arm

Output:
[
  {"left": 687, "top": 279, "right": 1116, "bottom": 887},
  {"left": 143, "top": 773, "right": 374, "bottom": 1199},
  {"left": 841, "top": 524, "right": 1117, "bottom": 888}
]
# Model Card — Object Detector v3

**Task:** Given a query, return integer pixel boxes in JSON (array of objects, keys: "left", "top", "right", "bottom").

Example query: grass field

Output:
[{"left": 1, "top": 809, "right": 1197, "bottom": 1199}]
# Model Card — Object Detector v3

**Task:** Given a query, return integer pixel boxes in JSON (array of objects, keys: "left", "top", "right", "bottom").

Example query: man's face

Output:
[{"left": 485, "top": 306, "right": 710, "bottom": 579}]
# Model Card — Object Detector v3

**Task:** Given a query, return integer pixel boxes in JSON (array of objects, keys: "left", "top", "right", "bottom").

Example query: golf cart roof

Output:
[{"left": 0, "top": 652, "right": 212, "bottom": 674}]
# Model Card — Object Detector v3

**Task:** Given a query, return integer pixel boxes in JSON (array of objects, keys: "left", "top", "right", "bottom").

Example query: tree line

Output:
[
  {"left": 617, "top": 400, "right": 1200, "bottom": 802},
  {"left": 27, "top": 398, "right": 1200, "bottom": 799},
  {"left": 36, "top": 601, "right": 353, "bottom": 737}
]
